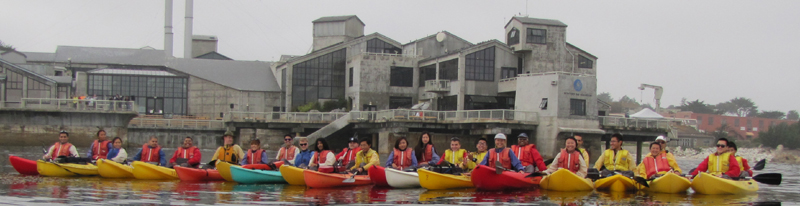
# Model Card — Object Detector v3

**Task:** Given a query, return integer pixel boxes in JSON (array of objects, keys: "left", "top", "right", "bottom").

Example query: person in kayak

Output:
[
  {"left": 727, "top": 141, "right": 753, "bottom": 178},
  {"left": 350, "top": 139, "right": 379, "bottom": 174},
  {"left": 542, "top": 136, "right": 587, "bottom": 177},
  {"left": 293, "top": 137, "right": 315, "bottom": 168},
  {"left": 654, "top": 135, "right": 681, "bottom": 173},
  {"left": 414, "top": 131, "right": 440, "bottom": 166},
  {"left": 467, "top": 138, "right": 489, "bottom": 170},
  {"left": 511, "top": 133, "right": 547, "bottom": 172},
  {"left": 309, "top": 138, "right": 335, "bottom": 169},
  {"left": 240, "top": 139, "right": 268, "bottom": 165},
  {"left": 44, "top": 131, "right": 80, "bottom": 160},
  {"left": 133, "top": 136, "right": 166, "bottom": 166},
  {"left": 479, "top": 133, "right": 524, "bottom": 172},
  {"left": 574, "top": 134, "right": 590, "bottom": 166},
  {"left": 438, "top": 137, "right": 468, "bottom": 171},
  {"left": 211, "top": 132, "right": 244, "bottom": 165},
  {"left": 594, "top": 133, "right": 636, "bottom": 177},
  {"left": 87, "top": 130, "right": 112, "bottom": 161},
  {"left": 386, "top": 137, "right": 418, "bottom": 170},
  {"left": 637, "top": 142, "right": 681, "bottom": 179},
  {"left": 277, "top": 134, "right": 300, "bottom": 166},
  {"left": 170, "top": 136, "right": 201, "bottom": 168},
  {"left": 335, "top": 137, "right": 361, "bottom": 168},
  {"left": 689, "top": 137, "right": 741, "bottom": 179},
  {"left": 106, "top": 137, "right": 127, "bottom": 163}
]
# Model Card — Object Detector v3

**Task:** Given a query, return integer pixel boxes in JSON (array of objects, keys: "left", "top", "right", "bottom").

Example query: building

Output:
[{"left": 661, "top": 111, "right": 797, "bottom": 139}]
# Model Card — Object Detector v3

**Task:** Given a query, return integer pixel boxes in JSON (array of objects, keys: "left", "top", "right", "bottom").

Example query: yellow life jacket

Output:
[
  {"left": 707, "top": 152, "right": 732, "bottom": 176},
  {"left": 216, "top": 145, "right": 239, "bottom": 164},
  {"left": 602, "top": 149, "right": 631, "bottom": 171},
  {"left": 442, "top": 149, "right": 468, "bottom": 166},
  {"left": 735, "top": 156, "right": 744, "bottom": 172}
]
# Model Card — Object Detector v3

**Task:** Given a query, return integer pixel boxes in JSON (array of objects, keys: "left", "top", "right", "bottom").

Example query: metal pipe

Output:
[
  {"left": 164, "top": 0, "right": 174, "bottom": 57},
  {"left": 184, "top": 0, "right": 193, "bottom": 58}
]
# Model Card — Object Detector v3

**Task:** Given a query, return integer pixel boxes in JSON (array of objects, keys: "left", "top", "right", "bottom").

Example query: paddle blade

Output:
[
  {"left": 688, "top": 168, "right": 696, "bottom": 175},
  {"left": 753, "top": 173, "right": 782, "bottom": 185},
  {"left": 633, "top": 176, "right": 650, "bottom": 188},
  {"left": 494, "top": 161, "right": 504, "bottom": 174},
  {"left": 41, "top": 147, "right": 48, "bottom": 154},
  {"left": 543, "top": 158, "right": 554, "bottom": 165},
  {"left": 525, "top": 172, "right": 544, "bottom": 178},
  {"left": 342, "top": 171, "right": 358, "bottom": 183},
  {"left": 753, "top": 159, "right": 766, "bottom": 171}
]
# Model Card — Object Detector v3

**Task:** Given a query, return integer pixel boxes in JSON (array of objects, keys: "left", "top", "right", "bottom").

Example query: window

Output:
[
  {"left": 501, "top": 67, "right": 517, "bottom": 79},
  {"left": 292, "top": 48, "right": 347, "bottom": 108},
  {"left": 540, "top": 98, "right": 548, "bottom": 110},
  {"left": 86, "top": 74, "right": 187, "bottom": 114},
  {"left": 570, "top": 99, "right": 586, "bottom": 116},
  {"left": 419, "top": 65, "right": 436, "bottom": 87},
  {"left": 734, "top": 119, "right": 740, "bottom": 126},
  {"left": 526, "top": 28, "right": 546, "bottom": 44},
  {"left": 578, "top": 55, "right": 593, "bottom": 69},
  {"left": 366, "top": 38, "right": 402, "bottom": 54},
  {"left": 708, "top": 117, "right": 714, "bottom": 125},
  {"left": 507, "top": 28, "right": 520, "bottom": 45},
  {"left": 747, "top": 119, "right": 752, "bottom": 129},
  {"left": 465, "top": 47, "right": 495, "bottom": 81},
  {"left": 348, "top": 67, "right": 353, "bottom": 87},
  {"left": 439, "top": 59, "right": 458, "bottom": 80},
  {"left": 389, "top": 96, "right": 413, "bottom": 109},
  {"left": 6, "top": 71, "right": 22, "bottom": 89},
  {"left": 697, "top": 116, "right": 703, "bottom": 125},
  {"left": 759, "top": 120, "right": 764, "bottom": 128},
  {"left": 721, "top": 118, "right": 727, "bottom": 125},
  {"left": 390, "top": 67, "right": 413, "bottom": 87},
  {"left": 438, "top": 95, "right": 457, "bottom": 111}
]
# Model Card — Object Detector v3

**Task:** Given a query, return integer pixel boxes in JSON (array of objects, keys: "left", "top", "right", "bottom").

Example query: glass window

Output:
[
  {"left": 389, "top": 96, "right": 413, "bottom": 109},
  {"left": 6, "top": 71, "right": 23, "bottom": 89},
  {"left": 507, "top": 28, "right": 520, "bottom": 45},
  {"left": 578, "top": 55, "right": 593, "bottom": 69},
  {"left": 291, "top": 48, "right": 347, "bottom": 108},
  {"left": 501, "top": 67, "right": 517, "bottom": 79},
  {"left": 708, "top": 117, "right": 714, "bottom": 125},
  {"left": 570, "top": 99, "right": 586, "bottom": 116},
  {"left": 419, "top": 65, "right": 436, "bottom": 87},
  {"left": 697, "top": 116, "right": 703, "bottom": 125},
  {"left": 85, "top": 74, "right": 187, "bottom": 114},
  {"left": 527, "top": 28, "right": 547, "bottom": 44},
  {"left": 348, "top": 67, "right": 353, "bottom": 87},
  {"left": 439, "top": 59, "right": 458, "bottom": 80},
  {"left": 734, "top": 118, "right": 740, "bottom": 126},
  {"left": 366, "top": 38, "right": 402, "bottom": 54},
  {"left": 465, "top": 47, "right": 495, "bottom": 81},
  {"left": 390, "top": 67, "right": 413, "bottom": 87}
]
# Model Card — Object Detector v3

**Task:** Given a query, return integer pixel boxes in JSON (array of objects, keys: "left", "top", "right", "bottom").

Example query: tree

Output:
[
  {"left": 756, "top": 110, "right": 786, "bottom": 119},
  {"left": 726, "top": 97, "right": 759, "bottom": 117},
  {"left": 610, "top": 95, "right": 640, "bottom": 113},
  {"left": 680, "top": 99, "right": 718, "bottom": 114},
  {"left": 756, "top": 122, "right": 800, "bottom": 149},
  {"left": 598, "top": 92, "right": 613, "bottom": 103},
  {"left": 787, "top": 110, "right": 799, "bottom": 121},
  {"left": 712, "top": 124, "right": 739, "bottom": 140},
  {"left": 0, "top": 40, "right": 15, "bottom": 51}
]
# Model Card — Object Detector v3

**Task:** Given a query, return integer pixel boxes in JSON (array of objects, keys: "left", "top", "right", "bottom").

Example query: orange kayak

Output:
[
  {"left": 174, "top": 166, "right": 224, "bottom": 182},
  {"left": 303, "top": 169, "right": 372, "bottom": 188}
]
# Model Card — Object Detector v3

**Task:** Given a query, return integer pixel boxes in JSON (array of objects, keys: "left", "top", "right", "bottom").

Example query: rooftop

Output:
[
  {"left": 507, "top": 16, "right": 568, "bottom": 27},
  {"left": 312, "top": 15, "right": 365, "bottom": 26}
]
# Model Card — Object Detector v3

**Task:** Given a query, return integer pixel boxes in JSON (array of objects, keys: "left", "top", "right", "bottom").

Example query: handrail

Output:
[
  {"left": 10, "top": 98, "right": 137, "bottom": 112},
  {"left": 227, "top": 111, "right": 349, "bottom": 123},
  {"left": 129, "top": 118, "right": 225, "bottom": 130},
  {"left": 598, "top": 116, "right": 672, "bottom": 130},
  {"left": 226, "top": 109, "right": 539, "bottom": 124}
]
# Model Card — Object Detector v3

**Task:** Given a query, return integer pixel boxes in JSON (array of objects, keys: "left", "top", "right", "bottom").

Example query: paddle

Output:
[
  {"left": 752, "top": 173, "right": 782, "bottom": 185},
  {"left": 753, "top": 159, "right": 766, "bottom": 171},
  {"left": 543, "top": 158, "right": 554, "bottom": 166},
  {"left": 633, "top": 176, "right": 650, "bottom": 188},
  {"left": 494, "top": 161, "right": 505, "bottom": 174},
  {"left": 525, "top": 172, "right": 545, "bottom": 178},
  {"left": 343, "top": 170, "right": 359, "bottom": 183}
]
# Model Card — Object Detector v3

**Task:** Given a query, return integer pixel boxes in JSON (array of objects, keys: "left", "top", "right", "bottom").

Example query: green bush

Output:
[
  {"left": 296, "top": 101, "right": 320, "bottom": 112},
  {"left": 756, "top": 123, "right": 800, "bottom": 149}
]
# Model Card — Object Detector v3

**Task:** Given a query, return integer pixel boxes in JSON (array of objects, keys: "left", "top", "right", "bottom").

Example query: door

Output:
[{"left": 146, "top": 97, "right": 164, "bottom": 114}]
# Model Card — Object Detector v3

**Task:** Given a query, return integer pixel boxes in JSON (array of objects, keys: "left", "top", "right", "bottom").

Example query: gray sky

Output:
[{"left": 2, "top": 0, "right": 799, "bottom": 113}]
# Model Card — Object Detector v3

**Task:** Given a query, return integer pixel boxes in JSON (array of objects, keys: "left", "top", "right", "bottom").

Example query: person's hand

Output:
[
  {"left": 357, "top": 168, "right": 364, "bottom": 172},
  {"left": 458, "top": 162, "right": 465, "bottom": 168},
  {"left": 419, "top": 162, "right": 429, "bottom": 166},
  {"left": 309, "top": 163, "right": 317, "bottom": 167},
  {"left": 673, "top": 170, "right": 681, "bottom": 175},
  {"left": 467, "top": 153, "right": 474, "bottom": 160},
  {"left": 392, "top": 163, "right": 398, "bottom": 169},
  {"left": 180, "top": 163, "right": 189, "bottom": 167},
  {"left": 518, "top": 171, "right": 524, "bottom": 173}
]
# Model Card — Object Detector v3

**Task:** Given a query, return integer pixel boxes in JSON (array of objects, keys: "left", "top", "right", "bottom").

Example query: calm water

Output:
[{"left": 1, "top": 147, "right": 798, "bottom": 205}]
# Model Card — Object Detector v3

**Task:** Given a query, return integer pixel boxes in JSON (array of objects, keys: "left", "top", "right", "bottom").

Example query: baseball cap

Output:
[
  {"left": 348, "top": 137, "right": 358, "bottom": 142},
  {"left": 494, "top": 133, "right": 507, "bottom": 140},
  {"left": 655, "top": 136, "right": 667, "bottom": 142},
  {"left": 518, "top": 133, "right": 528, "bottom": 138}
]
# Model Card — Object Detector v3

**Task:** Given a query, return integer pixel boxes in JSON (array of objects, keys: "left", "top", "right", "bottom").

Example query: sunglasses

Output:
[
  {"left": 657, "top": 141, "right": 666, "bottom": 144},
  {"left": 284, "top": 139, "right": 292, "bottom": 141},
  {"left": 716, "top": 144, "right": 727, "bottom": 148},
  {"left": 300, "top": 143, "right": 308, "bottom": 146}
]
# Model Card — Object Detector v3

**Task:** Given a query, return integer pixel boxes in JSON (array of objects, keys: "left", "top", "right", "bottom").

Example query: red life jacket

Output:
[
  {"left": 341, "top": 147, "right": 360, "bottom": 164},
  {"left": 91, "top": 140, "right": 110, "bottom": 160},
  {"left": 393, "top": 148, "right": 414, "bottom": 170},
  {"left": 420, "top": 144, "right": 434, "bottom": 162},
  {"left": 315, "top": 150, "right": 332, "bottom": 164},
  {"left": 278, "top": 146, "right": 297, "bottom": 160},
  {"left": 51, "top": 142, "right": 73, "bottom": 159},
  {"left": 176, "top": 146, "right": 198, "bottom": 159},
  {"left": 247, "top": 149, "right": 265, "bottom": 164},
  {"left": 511, "top": 144, "right": 536, "bottom": 166},
  {"left": 487, "top": 148, "right": 512, "bottom": 169},
  {"left": 557, "top": 149, "right": 582, "bottom": 173},
  {"left": 643, "top": 152, "right": 672, "bottom": 179},
  {"left": 140, "top": 144, "right": 162, "bottom": 163}
]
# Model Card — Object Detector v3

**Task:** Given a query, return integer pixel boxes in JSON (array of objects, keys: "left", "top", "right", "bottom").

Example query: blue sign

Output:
[{"left": 573, "top": 79, "right": 583, "bottom": 92}]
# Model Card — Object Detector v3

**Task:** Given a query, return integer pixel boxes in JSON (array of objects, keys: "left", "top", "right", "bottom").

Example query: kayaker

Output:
[
  {"left": 106, "top": 137, "right": 128, "bottom": 163},
  {"left": 386, "top": 137, "right": 417, "bottom": 170},
  {"left": 170, "top": 136, "right": 201, "bottom": 168},
  {"left": 728, "top": 141, "right": 753, "bottom": 178},
  {"left": 541, "top": 136, "right": 587, "bottom": 177},
  {"left": 479, "top": 133, "right": 524, "bottom": 172},
  {"left": 240, "top": 139, "right": 268, "bottom": 165},
  {"left": 437, "top": 137, "right": 467, "bottom": 170},
  {"left": 293, "top": 137, "right": 315, "bottom": 168},
  {"left": 689, "top": 138, "right": 741, "bottom": 179},
  {"left": 510, "top": 133, "right": 547, "bottom": 172},
  {"left": 467, "top": 138, "right": 488, "bottom": 170},
  {"left": 593, "top": 133, "right": 636, "bottom": 177},
  {"left": 636, "top": 142, "right": 681, "bottom": 179},
  {"left": 133, "top": 136, "right": 166, "bottom": 166},
  {"left": 211, "top": 131, "right": 244, "bottom": 165},
  {"left": 335, "top": 137, "right": 361, "bottom": 168},
  {"left": 414, "top": 131, "right": 440, "bottom": 166},
  {"left": 574, "top": 135, "right": 591, "bottom": 166},
  {"left": 350, "top": 139, "right": 379, "bottom": 174},
  {"left": 654, "top": 135, "right": 681, "bottom": 173},
  {"left": 277, "top": 134, "right": 300, "bottom": 166},
  {"left": 309, "top": 138, "right": 335, "bottom": 168},
  {"left": 43, "top": 131, "right": 79, "bottom": 160},
  {"left": 86, "top": 130, "right": 112, "bottom": 160}
]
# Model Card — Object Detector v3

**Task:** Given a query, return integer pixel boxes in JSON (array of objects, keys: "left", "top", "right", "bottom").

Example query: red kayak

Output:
[
  {"left": 470, "top": 165, "right": 542, "bottom": 190},
  {"left": 175, "top": 166, "right": 224, "bottom": 182},
  {"left": 304, "top": 169, "right": 372, "bottom": 188},
  {"left": 368, "top": 165, "right": 390, "bottom": 187},
  {"left": 9, "top": 155, "right": 38, "bottom": 175}
]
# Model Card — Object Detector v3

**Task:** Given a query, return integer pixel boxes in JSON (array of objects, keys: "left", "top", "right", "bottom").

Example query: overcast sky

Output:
[{"left": 2, "top": 0, "right": 799, "bottom": 113}]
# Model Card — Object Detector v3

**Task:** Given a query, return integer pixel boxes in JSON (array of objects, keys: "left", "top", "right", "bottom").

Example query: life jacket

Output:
[
  {"left": 91, "top": 140, "right": 110, "bottom": 160},
  {"left": 602, "top": 149, "right": 631, "bottom": 171},
  {"left": 643, "top": 152, "right": 672, "bottom": 179},
  {"left": 443, "top": 149, "right": 468, "bottom": 166},
  {"left": 340, "top": 147, "right": 360, "bottom": 165},
  {"left": 557, "top": 149, "right": 582, "bottom": 173},
  {"left": 51, "top": 142, "right": 74, "bottom": 159},
  {"left": 176, "top": 146, "right": 199, "bottom": 159},
  {"left": 392, "top": 148, "right": 414, "bottom": 169},
  {"left": 578, "top": 148, "right": 589, "bottom": 164},
  {"left": 216, "top": 145, "right": 240, "bottom": 164},
  {"left": 487, "top": 148, "right": 512, "bottom": 169},
  {"left": 278, "top": 146, "right": 298, "bottom": 161},
  {"left": 315, "top": 150, "right": 332, "bottom": 164},
  {"left": 141, "top": 144, "right": 162, "bottom": 164},
  {"left": 511, "top": 144, "right": 535, "bottom": 166},
  {"left": 419, "top": 144, "right": 434, "bottom": 163},
  {"left": 246, "top": 149, "right": 265, "bottom": 165},
  {"left": 707, "top": 152, "right": 732, "bottom": 176}
]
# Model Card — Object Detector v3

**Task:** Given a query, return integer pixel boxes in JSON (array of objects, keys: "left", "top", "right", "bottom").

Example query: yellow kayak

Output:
[
  {"left": 691, "top": 172, "right": 758, "bottom": 195},
  {"left": 417, "top": 168, "right": 473, "bottom": 190},
  {"left": 215, "top": 161, "right": 238, "bottom": 182},
  {"left": 539, "top": 168, "right": 594, "bottom": 192},
  {"left": 132, "top": 161, "right": 178, "bottom": 180},
  {"left": 97, "top": 159, "right": 134, "bottom": 178},
  {"left": 594, "top": 174, "right": 636, "bottom": 192},
  {"left": 638, "top": 172, "right": 691, "bottom": 193},
  {"left": 36, "top": 160, "right": 98, "bottom": 177},
  {"left": 279, "top": 165, "right": 306, "bottom": 186}
]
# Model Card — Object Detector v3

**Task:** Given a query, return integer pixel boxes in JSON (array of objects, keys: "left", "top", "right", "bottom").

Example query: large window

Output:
[
  {"left": 292, "top": 48, "right": 346, "bottom": 108},
  {"left": 87, "top": 74, "right": 187, "bottom": 114},
  {"left": 465, "top": 47, "right": 495, "bottom": 81},
  {"left": 390, "top": 67, "right": 413, "bottom": 87},
  {"left": 570, "top": 99, "right": 586, "bottom": 116},
  {"left": 439, "top": 59, "right": 458, "bottom": 80},
  {"left": 26, "top": 79, "right": 51, "bottom": 98},
  {"left": 501, "top": 67, "right": 517, "bottom": 79},
  {"left": 6, "top": 71, "right": 22, "bottom": 89},
  {"left": 389, "top": 96, "right": 413, "bottom": 109},
  {"left": 578, "top": 55, "right": 593, "bottom": 68},
  {"left": 348, "top": 67, "right": 353, "bottom": 87},
  {"left": 527, "top": 28, "right": 547, "bottom": 44},
  {"left": 507, "top": 28, "right": 520, "bottom": 45},
  {"left": 438, "top": 95, "right": 457, "bottom": 111},
  {"left": 366, "top": 38, "right": 402, "bottom": 54},
  {"left": 419, "top": 65, "right": 436, "bottom": 87}
]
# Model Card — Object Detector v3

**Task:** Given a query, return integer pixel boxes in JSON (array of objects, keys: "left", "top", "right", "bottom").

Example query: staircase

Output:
[{"left": 306, "top": 113, "right": 352, "bottom": 143}]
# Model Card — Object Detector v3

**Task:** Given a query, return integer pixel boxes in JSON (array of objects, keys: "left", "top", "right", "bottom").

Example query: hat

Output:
[
  {"left": 494, "top": 133, "right": 507, "bottom": 140},
  {"left": 655, "top": 136, "right": 667, "bottom": 142},
  {"left": 348, "top": 137, "right": 358, "bottom": 142},
  {"left": 223, "top": 131, "right": 234, "bottom": 137},
  {"left": 518, "top": 133, "right": 529, "bottom": 138}
]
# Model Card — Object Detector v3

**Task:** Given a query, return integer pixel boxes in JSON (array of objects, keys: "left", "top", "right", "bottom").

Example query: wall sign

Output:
[{"left": 573, "top": 79, "right": 583, "bottom": 92}]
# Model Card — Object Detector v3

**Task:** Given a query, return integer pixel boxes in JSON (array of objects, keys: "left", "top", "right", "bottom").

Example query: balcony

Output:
[
  {"left": 599, "top": 116, "right": 672, "bottom": 130},
  {"left": 424, "top": 79, "right": 450, "bottom": 93}
]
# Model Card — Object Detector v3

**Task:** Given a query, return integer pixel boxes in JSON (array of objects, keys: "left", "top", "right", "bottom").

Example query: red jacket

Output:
[
  {"left": 169, "top": 146, "right": 202, "bottom": 167},
  {"left": 690, "top": 153, "right": 740, "bottom": 177},
  {"left": 510, "top": 144, "right": 547, "bottom": 171},
  {"left": 335, "top": 147, "right": 361, "bottom": 165}
]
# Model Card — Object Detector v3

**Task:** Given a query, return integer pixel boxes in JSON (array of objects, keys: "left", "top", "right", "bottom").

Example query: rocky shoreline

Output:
[{"left": 670, "top": 145, "right": 800, "bottom": 164}]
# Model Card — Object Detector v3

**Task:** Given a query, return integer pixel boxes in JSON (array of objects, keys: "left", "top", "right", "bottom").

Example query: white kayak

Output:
[{"left": 385, "top": 168, "right": 421, "bottom": 188}]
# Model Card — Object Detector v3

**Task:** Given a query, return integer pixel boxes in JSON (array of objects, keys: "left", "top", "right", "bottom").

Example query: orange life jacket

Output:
[
  {"left": 246, "top": 149, "right": 265, "bottom": 164},
  {"left": 314, "top": 150, "right": 332, "bottom": 164},
  {"left": 176, "top": 146, "right": 198, "bottom": 159},
  {"left": 393, "top": 148, "right": 414, "bottom": 170},
  {"left": 511, "top": 144, "right": 536, "bottom": 166},
  {"left": 487, "top": 148, "right": 512, "bottom": 169},
  {"left": 420, "top": 144, "right": 434, "bottom": 162},
  {"left": 51, "top": 142, "right": 73, "bottom": 159},
  {"left": 278, "top": 146, "right": 297, "bottom": 160},
  {"left": 557, "top": 149, "right": 582, "bottom": 173},
  {"left": 91, "top": 140, "right": 110, "bottom": 160},
  {"left": 340, "top": 147, "right": 360, "bottom": 165},
  {"left": 643, "top": 152, "right": 672, "bottom": 179},
  {"left": 140, "top": 144, "right": 162, "bottom": 163}
]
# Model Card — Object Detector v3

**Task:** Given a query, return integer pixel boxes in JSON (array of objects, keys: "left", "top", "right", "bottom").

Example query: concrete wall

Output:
[
  {"left": 127, "top": 128, "right": 224, "bottom": 150},
  {"left": 187, "top": 76, "right": 281, "bottom": 119},
  {"left": 0, "top": 110, "right": 136, "bottom": 147},
  {"left": 505, "top": 20, "right": 577, "bottom": 74},
  {"left": 191, "top": 39, "right": 217, "bottom": 58},
  {"left": 348, "top": 54, "right": 418, "bottom": 110},
  {"left": 312, "top": 18, "right": 364, "bottom": 52},
  {"left": 404, "top": 33, "right": 473, "bottom": 59}
]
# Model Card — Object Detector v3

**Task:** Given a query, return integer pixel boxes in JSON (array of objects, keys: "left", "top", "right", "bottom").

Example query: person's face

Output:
[
  {"left": 284, "top": 137, "right": 293, "bottom": 146},
  {"left": 565, "top": 139, "right": 576, "bottom": 152},
  {"left": 317, "top": 141, "right": 325, "bottom": 150},
  {"left": 575, "top": 135, "right": 583, "bottom": 146},
  {"left": 98, "top": 131, "right": 107, "bottom": 140},
  {"left": 450, "top": 141, "right": 461, "bottom": 151},
  {"left": 299, "top": 140, "right": 309, "bottom": 150},
  {"left": 610, "top": 138, "right": 621, "bottom": 150},
  {"left": 730, "top": 148, "right": 737, "bottom": 155},
  {"left": 716, "top": 140, "right": 727, "bottom": 154},
  {"left": 399, "top": 139, "right": 408, "bottom": 150},
  {"left": 251, "top": 144, "right": 260, "bottom": 151},
  {"left": 148, "top": 138, "right": 158, "bottom": 147},
  {"left": 656, "top": 140, "right": 666, "bottom": 151},
  {"left": 348, "top": 141, "right": 358, "bottom": 149},
  {"left": 495, "top": 139, "right": 506, "bottom": 148},
  {"left": 113, "top": 139, "right": 122, "bottom": 149},
  {"left": 183, "top": 138, "right": 193, "bottom": 148},
  {"left": 223, "top": 136, "right": 234, "bottom": 145},
  {"left": 422, "top": 134, "right": 430, "bottom": 144},
  {"left": 477, "top": 140, "right": 488, "bottom": 152},
  {"left": 360, "top": 142, "right": 370, "bottom": 151},
  {"left": 650, "top": 145, "right": 661, "bottom": 156},
  {"left": 59, "top": 134, "right": 69, "bottom": 143},
  {"left": 518, "top": 137, "right": 528, "bottom": 146}
]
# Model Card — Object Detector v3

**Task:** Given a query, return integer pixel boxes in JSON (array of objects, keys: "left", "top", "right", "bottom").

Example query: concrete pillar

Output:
[
  {"left": 636, "top": 140, "right": 643, "bottom": 165},
  {"left": 372, "top": 133, "right": 379, "bottom": 153},
  {"left": 21, "top": 77, "right": 27, "bottom": 98},
  {"left": 457, "top": 56, "right": 465, "bottom": 111}
]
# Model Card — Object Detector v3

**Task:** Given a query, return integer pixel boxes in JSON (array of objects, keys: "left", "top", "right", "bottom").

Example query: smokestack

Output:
[
  {"left": 164, "top": 0, "right": 173, "bottom": 57},
  {"left": 184, "top": 0, "right": 193, "bottom": 58}
]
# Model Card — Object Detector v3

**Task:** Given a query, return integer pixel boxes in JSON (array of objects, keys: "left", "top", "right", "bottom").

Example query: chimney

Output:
[
  {"left": 164, "top": 0, "right": 173, "bottom": 57},
  {"left": 191, "top": 35, "right": 218, "bottom": 58},
  {"left": 184, "top": 0, "right": 193, "bottom": 58}
]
